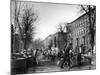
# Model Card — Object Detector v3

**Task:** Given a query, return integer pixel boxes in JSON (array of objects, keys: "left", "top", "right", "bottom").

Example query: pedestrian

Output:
[
  {"left": 57, "top": 50, "right": 63, "bottom": 59},
  {"left": 69, "top": 49, "right": 73, "bottom": 68},
  {"left": 34, "top": 49, "right": 39, "bottom": 65},
  {"left": 60, "top": 43, "right": 72, "bottom": 69},
  {"left": 77, "top": 46, "right": 82, "bottom": 66},
  {"left": 51, "top": 50, "right": 55, "bottom": 62},
  {"left": 88, "top": 48, "right": 92, "bottom": 65}
]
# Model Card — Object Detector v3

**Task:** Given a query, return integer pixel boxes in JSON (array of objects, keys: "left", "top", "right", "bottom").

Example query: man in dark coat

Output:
[
  {"left": 60, "top": 43, "right": 72, "bottom": 69},
  {"left": 77, "top": 45, "right": 82, "bottom": 66}
]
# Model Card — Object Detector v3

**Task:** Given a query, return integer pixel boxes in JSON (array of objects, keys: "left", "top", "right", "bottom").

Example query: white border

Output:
[{"left": 0, "top": 0, "right": 99, "bottom": 75}]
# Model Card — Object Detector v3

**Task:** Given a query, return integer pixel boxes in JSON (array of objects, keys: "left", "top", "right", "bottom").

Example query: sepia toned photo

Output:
[{"left": 11, "top": 0, "right": 96, "bottom": 75}]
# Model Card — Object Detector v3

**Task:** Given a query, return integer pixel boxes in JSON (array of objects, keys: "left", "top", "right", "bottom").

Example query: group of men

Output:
[
  {"left": 59, "top": 43, "right": 93, "bottom": 69},
  {"left": 20, "top": 42, "right": 92, "bottom": 69}
]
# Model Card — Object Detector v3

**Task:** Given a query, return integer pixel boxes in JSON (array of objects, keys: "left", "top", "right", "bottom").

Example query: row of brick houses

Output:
[
  {"left": 43, "top": 8, "right": 96, "bottom": 53},
  {"left": 67, "top": 8, "right": 96, "bottom": 53}
]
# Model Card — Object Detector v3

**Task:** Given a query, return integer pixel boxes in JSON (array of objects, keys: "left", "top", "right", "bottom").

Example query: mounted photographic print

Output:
[{"left": 11, "top": 0, "right": 96, "bottom": 75}]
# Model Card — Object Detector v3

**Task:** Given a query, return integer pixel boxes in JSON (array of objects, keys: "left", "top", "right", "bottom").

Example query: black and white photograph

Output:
[{"left": 11, "top": 0, "right": 96, "bottom": 75}]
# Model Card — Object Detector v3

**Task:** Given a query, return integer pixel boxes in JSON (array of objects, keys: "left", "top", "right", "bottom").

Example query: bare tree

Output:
[
  {"left": 11, "top": 24, "right": 14, "bottom": 53},
  {"left": 80, "top": 5, "right": 96, "bottom": 55},
  {"left": 13, "top": 0, "right": 22, "bottom": 34},
  {"left": 57, "top": 23, "right": 72, "bottom": 50},
  {"left": 58, "top": 24, "right": 65, "bottom": 33},
  {"left": 11, "top": 0, "right": 23, "bottom": 53},
  {"left": 21, "top": 6, "right": 38, "bottom": 50},
  {"left": 58, "top": 23, "right": 66, "bottom": 40},
  {"left": 12, "top": 0, "right": 38, "bottom": 51},
  {"left": 58, "top": 23, "right": 72, "bottom": 41}
]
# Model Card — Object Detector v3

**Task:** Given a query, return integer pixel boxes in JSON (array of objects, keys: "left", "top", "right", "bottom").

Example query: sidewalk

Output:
[
  {"left": 26, "top": 61, "right": 96, "bottom": 74},
  {"left": 26, "top": 54, "right": 96, "bottom": 74}
]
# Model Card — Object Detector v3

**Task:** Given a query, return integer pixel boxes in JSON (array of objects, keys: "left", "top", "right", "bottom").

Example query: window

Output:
[
  {"left": 76, "top": 31, "right": 78, "bottom": 36},
  {"left": 87, "top": 17, "right": 89, "bottom": 22},
  {"left": 79, "top": 21, "right": 81, "bottom": 27},
  {"left": 75, "top": 24, "right": 77, "bottom": 28},
  {"left": 81, "top": 28, "right": 83, "bottom": 34},
  {"left": 79, "top": 30, "right": 80, "bottom": 36},
  {"left": 84, "top": 21, "right": 87, "bottom": 27}
]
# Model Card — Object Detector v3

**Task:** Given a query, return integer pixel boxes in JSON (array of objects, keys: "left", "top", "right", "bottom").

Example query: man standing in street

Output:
[{"left": 60, "top": 43, "right": 72, "bottom": 70}]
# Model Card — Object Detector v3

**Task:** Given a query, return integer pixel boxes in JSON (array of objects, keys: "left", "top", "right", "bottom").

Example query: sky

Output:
[
  {"left": 12, "top": 1, "right": 83, "bottom": 40},
  {"left": 32, "top": 2, "right": 82, "bottom": 40}
]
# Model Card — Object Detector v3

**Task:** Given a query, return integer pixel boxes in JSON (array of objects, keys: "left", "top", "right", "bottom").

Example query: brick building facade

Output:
[
  {"left": 43, "top": 32, "right": 67, "bottom": 50},
  {"left": 67, "top": 8, "right": 96, "bottom": 53}
]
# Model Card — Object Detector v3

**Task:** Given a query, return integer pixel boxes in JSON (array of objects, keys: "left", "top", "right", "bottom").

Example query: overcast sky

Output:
[
  {"left": 32, "top": 2, "right": 82, "bottom": 40},
  {"left": 12, "top": 1, "right": 83, "bottom": 40}
]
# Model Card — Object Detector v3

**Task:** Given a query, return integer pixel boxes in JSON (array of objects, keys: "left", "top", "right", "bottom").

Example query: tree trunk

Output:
[{"left": 88, "top": 6, "right": 94, "bottom": 55}]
